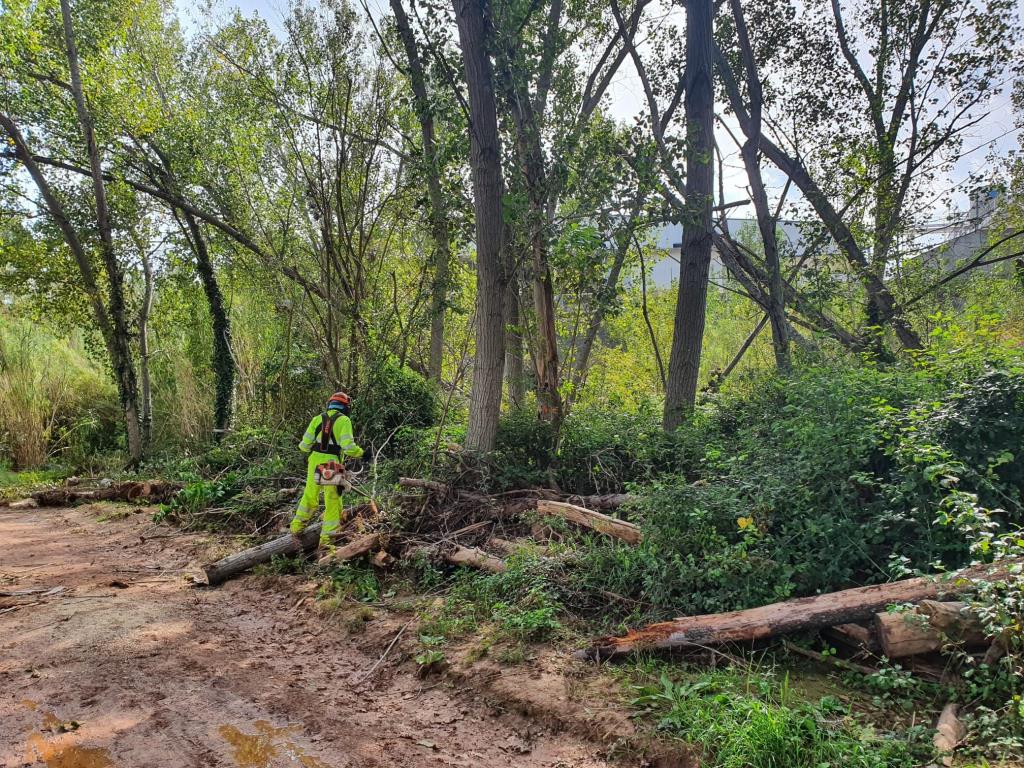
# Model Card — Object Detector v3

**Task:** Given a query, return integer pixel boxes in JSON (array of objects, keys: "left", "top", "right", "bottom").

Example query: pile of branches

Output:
[{"left": 202, "top": 475, "right": 639, "bottom": 585}]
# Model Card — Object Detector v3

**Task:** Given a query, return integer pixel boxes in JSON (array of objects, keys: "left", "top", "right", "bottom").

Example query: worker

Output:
[{"left": 290, "top": 391, "right": 364, "bottom": 549}]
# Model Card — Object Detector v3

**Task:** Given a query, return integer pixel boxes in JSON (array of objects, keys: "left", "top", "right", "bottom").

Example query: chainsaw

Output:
[
  {"left": 314, "top": 460, "right": 358, "bottom": 489},
  {"left": 313, "top": 462, "right": 380, "bottom": 516}
]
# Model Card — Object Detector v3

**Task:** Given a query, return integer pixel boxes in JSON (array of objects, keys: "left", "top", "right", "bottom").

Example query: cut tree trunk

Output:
[
  {"left": 576, "top": 559, "right": 1021, "bottom": 660},
  {"left": 22, "top": 481, "right": 182, "bottom": 508},
  {"left": 934, "top": 702, "right": 965, "bottom": 767},
  {"left": 317, "top": 533, "right": 380, "bottom": 566},
  {"left": 446, "top": 546, "right": 506, "bottom": 573},
  {"left": 569, "top": 493, "right": 637, "bottom": 511},
  {"left": 824, "top": 622, "right": 877, "bottom": 653},
  {"left": 875, "top": 601, "right": 987, "bottom": 658},
  {"left": 536, "top": 500, "right": 641, "bottom": 544},
  {"left": 203, "top": 503, "right": 372, "bottom": 585},
  {"left": 874, "top": 612, "right": 944, "bottom": 658}
]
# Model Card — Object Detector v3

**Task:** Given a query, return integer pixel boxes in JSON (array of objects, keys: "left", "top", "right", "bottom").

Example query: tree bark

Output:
[
  {"left": 535, "top": 500, "right": 642, "bottom": 544},
  {"left": 182, "top": 213, "right": 234, "bottom": 438},
  {"left": 504, "top": 257, "right": 527, "bottom": 409},
  {"left": 569, "top": 208, "right": 638, "bottom": 411},
  {"left": 663, "top": 0, "right": 715, "bottom": 430},
  {"left": 576, "top": 559, "right": 1021, "bottom": 660},
  {"left": 875, "top": 600, "right": 987, "bottom": 658},
  {"left": 454, "top": 0, "right": 507, "bottom": 452},
  {"left": 202, "top": 504, "right": 373, "bottom": 585},
  {"left": 390, "top": 0, "right": 453, "bottom": 383},
  {"left": 317, "top": 533, "right": 381, "bottom": 566},
  {"left": 137, "top": 235, "right": 155, "bottom": 450},
  {"left": 447, "top": 545, "right": 506, "bottom": 572},
  {"left": 60, "top": 0, "right": 144, "bottom": 462},
  {"left": 494, "top": 34, "right": 563, "bottom": 428}
]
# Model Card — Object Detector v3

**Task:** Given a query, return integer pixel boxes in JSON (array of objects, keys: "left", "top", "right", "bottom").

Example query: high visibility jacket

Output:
[{"left": 299, "top": 411, "right": 363, "bottom": 459}]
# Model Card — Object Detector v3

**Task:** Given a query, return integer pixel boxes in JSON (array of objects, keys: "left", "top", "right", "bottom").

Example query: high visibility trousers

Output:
[{"left": 290, "top": 452, "right": 345, "bottom": 542}]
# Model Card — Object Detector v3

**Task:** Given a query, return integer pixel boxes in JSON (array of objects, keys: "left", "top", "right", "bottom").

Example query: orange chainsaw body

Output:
[{"left": 314, "top": 460, "right": 347, "bottom": 486}]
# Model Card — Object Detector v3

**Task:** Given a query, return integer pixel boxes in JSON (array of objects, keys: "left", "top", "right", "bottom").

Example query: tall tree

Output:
[
  {"left": 663, "top": 0, "right": 715, "bottom": 429},
  {"left": 389, "top": 0, "right": 456, "bottom": 383},
  {"left": 454, "top": 0, "right": 507, "bottom": 451},
  {"left": 1, "top": 0, "right": 146, "bottom": 461}
]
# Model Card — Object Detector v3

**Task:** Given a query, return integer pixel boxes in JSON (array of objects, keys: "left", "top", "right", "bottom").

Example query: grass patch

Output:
[{"left": 632, "top": 668, "right": 932, "bottom": 768}]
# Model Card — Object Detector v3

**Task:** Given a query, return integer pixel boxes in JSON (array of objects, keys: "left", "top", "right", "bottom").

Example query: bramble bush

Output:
[{"left": 575, "top": 349, "right": 1024, "bottom": 618}]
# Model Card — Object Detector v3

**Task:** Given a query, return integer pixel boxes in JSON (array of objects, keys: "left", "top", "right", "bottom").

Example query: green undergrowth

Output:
[
  {"left": 409, "top": 549, "right": 567, "bottom": 665},
  {"left": 0, "top": 466, "right": 70, "bottom": 500},
  {"left": 625, "top": 660, "right": 935, "bottom": 768},
  {"left": 152, "top": 428, "right": 309, "bottom": 532}
]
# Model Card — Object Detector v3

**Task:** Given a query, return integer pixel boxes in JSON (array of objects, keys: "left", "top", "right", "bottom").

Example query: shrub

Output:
[
  {"left": 352, "top": 361, "right": 439, "bottom": 455},
  {"left": 577, "top": 355, "right": 1024, "bottom": 617}
]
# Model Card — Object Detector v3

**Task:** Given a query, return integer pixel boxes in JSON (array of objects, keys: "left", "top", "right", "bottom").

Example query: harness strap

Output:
[{"left": 315, "top": 411, "right": 342, "bottom": 457}]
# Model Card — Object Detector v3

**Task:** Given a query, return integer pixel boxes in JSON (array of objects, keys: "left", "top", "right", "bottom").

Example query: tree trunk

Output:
[
  {"left": 504, "top": 270, "right": 526, "bottom": 409},
  {"left": 138, "top": 236, "right": 155, "bottom": 450},
  {"left": 727, "top": 0, "right": 789, "bottom": 370},
  {"left": 454, "top": 0, "right": 506, "bottom": 452},
  {"left": 447, "top": 546, "right": 506, "bottom": 572},
  {"left": 577, "top": 559, "right": 1021, "bottom": 660},
  {"left": 494, "top": 35, "right": 563, "bottom": 428},
  {"left": 60, "top": 0, "right": 144, "bottom": 463},
  {"left": 569, "top": 209, "right": 637, "bottom": 412},
  {"left": 663, "top": 0, "right": 715, "bottom": 430},
  {"left": 875, "top": 601, "right": 987, "bottom": 658},
  {"left": 182, "top": 213, "right": 234, "bottom": 439},
  {"left": 390, "top": 0, "right": 452, "bottom": 383},
  {"left": 203, "top": 504, "right": 373, "bottom": 585}
]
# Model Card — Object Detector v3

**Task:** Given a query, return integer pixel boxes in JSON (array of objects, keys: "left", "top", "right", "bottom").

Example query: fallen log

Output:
[
  {"left": 934, "top": 702, "right": 965, "bottom": 766},
  {"left": 576, "top": 559, "right": 1021, "bottom": 661},
  {"left": 203, "top": 503, "right": 372, "bottom": 585},
  {"left": 536, "top": 500, "right": 641, "bottom": 544},
  {"left": 446, "top": 546, "right": 506, "bottom": 573},
  {"left": 487, "top": 537, "right": 536, "bottom": 556},
  {"left": 569, "top": 493, "right": 637, "bottom": 511},
  {"left": 24, "top": 480, "right": 182, "bottom": 507},
  {"left": 317, "top": 533, "right": 380, "bottom": 566},
  {"left": 824, "top": 622, "right": 878, "bottom": 653}
]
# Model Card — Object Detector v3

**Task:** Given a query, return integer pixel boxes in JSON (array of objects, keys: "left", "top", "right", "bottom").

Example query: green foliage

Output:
[
  {"left": 578, "top": 352, "right": 1024, "bottom": 617},
  {"left": 0, "top": 314, "right": 120, "bottom": 469},
  {"left": 415, "top": 550, "right": 564, "bottom": 646},
  {"left": 352, "top": 361, "right": 439, "bottom": 455},
  {"left": 318, "top": 562, "right": 381, "bottom": 603},
  {"left": 155, "top": 428, "right": 301, "bottom": 532},
  {"left": 486, "top": 403, "right": 678, "bottom": 494},
  {"left": 632, "top": 670, "right": 927, "bottom": 768}
]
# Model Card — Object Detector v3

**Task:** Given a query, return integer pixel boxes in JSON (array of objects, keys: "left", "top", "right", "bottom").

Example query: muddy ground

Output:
[{"left": 0, "top": 504, "right": 644, "bottom": 768}]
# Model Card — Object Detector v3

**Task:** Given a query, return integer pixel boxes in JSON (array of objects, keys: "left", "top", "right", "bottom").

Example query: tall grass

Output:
[
  {"left": 0, "top": 316, "right": 118, "bottom": 469},
  {"left": 0, "top": 325, "right": 51, "bottom": 468}
]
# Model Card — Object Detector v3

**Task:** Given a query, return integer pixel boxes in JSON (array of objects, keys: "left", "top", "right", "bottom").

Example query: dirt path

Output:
[{"left": 1, "top": 504, "right": 618, "bottom": 768}]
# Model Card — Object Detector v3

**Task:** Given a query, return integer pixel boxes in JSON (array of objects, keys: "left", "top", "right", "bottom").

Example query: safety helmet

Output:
[{"left": 327, "top": 391, "right": 352, "bottom": 413}]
